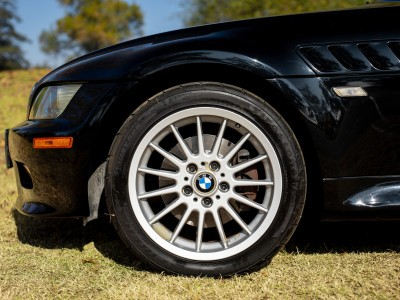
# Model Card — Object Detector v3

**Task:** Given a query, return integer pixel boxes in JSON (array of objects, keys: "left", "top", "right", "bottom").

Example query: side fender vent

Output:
[
  {"left": 388, "top": 41, "right": 400, "bottom": 59},
  {"left": 299, "top": 40, "right": 400, "bottom": 74},
  {"left": 358, "top": 43, "right": 400, "bottom": 70},
  {"left": 328, "top": 45, "right": 369, "bottom": 71},
  {"left": 299, "top": 46, "right": 344, "bottom": 73}
]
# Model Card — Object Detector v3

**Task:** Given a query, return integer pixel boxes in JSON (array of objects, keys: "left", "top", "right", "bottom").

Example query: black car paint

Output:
[{"left": 6, "top": 5, "right": 400, "bottom": 218}]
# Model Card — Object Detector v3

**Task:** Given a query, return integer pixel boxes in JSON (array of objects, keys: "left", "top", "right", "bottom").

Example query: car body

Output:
[{"left": 5, "top": 3, "right": 400, "bottom": 276}]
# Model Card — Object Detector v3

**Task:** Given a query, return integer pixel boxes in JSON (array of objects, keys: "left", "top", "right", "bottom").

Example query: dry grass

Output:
[{"left": 0, "top": 70, "right": 399, "bottom": 299}]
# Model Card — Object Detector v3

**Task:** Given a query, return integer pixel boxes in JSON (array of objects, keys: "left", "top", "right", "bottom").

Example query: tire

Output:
[{"left": 105, "top": 82, "right": 306, "bottom": 276}]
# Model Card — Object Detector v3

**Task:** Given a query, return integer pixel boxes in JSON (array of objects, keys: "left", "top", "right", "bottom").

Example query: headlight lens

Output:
[{"left": 29, "top": 84, "right": 82, "bottom": 120}]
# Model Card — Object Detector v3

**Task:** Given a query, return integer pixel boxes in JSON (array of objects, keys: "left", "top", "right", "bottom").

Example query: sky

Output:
[{"left": 16, "top": 0, "right": 184, "bottom": 67}]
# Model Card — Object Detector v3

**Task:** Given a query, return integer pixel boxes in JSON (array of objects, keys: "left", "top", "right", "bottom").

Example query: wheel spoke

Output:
[
  {"left": 233, "top": 179, "right": 274, "bottom": 187},
  {"left": 223, "top": 133, "right": 251, "bottom": 162},
  {"left": 149, "top": 198, "right": 183, "bottom": 225},
  {"left": 231, "top": 192, "right": 269, "bottom": 213},
  {"left": 231, "top": 155, "right": 267, "bottom": 173},
  {"left": 196, "top": 212, "right": 205, "bottom": 252},
  {"left": 138, "top": 185, "right": 177, "bottom": 200},
  {"left": 212, "top": 210, "right": 228, "bottom": 249},
  {"left": 224, "top": 205, "right": 252, "bottom": 235},
  {"left": 149, "top": 143, "right": 184, "bottom": 168},
  {"left": 211, "top": 119, "right": 227, "bottom": 156},
  {"left": 138, "top": 167, "right": 178, "bottom": 180},
  {"left": 170, "top": 125, "right": 193, "bottom": 160},
  {"left": 170, "top": 206, "right": 192, "bottom": 243},
  {"left": 196, "top": 117, "right": 205, "bottom": 156}
]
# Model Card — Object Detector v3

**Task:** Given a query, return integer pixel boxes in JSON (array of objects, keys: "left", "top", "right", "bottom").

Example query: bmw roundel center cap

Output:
[{"left": 195, "top": 173, "right": 216, "bottom": 194}]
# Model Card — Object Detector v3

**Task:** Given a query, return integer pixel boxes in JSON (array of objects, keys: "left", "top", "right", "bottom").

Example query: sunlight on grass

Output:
[{"left": 0, "top": 70, "right": 399, "bottom": 299}]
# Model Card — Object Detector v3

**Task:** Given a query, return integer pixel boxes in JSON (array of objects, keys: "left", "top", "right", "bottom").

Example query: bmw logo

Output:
[{"left": 195, "top": 173, "right": 216, "bottom": 194}]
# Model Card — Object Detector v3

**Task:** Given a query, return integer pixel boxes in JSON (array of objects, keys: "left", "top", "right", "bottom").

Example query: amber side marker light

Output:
[{"left": 33, "top": 137, "right": 73, "bottom": 149}]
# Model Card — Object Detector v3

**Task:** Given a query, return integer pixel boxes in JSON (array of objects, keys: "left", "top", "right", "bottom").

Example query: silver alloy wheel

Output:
[{"left": 128, "top": 107, "right": 282, "bottom": 260}]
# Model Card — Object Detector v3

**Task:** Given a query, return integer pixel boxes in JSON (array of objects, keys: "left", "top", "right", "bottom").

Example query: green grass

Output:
[{"left": 1, "top": 70, "right": 399, "bottom": 299}]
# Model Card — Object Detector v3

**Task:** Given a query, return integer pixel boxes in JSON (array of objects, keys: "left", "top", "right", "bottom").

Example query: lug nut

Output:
[
  {"left": 201, "top": 197, "right": 213, "bottom": 208},
  {"left": 209, "top": 161, "right": 220, "bottom": 171},
  {"left": 187, "top": 164, "right": 197, "bottom": 174},
  {"left": 182, "top": 186, "right": 193, "bottom": 196},
  {"left": 219, "top": 182, "right": 229, "bottom": 192}
]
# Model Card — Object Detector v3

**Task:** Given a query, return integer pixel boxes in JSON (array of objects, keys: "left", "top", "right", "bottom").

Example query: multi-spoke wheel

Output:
[{"left": 106, "top": 82, "right": 306, "bottom": 276}]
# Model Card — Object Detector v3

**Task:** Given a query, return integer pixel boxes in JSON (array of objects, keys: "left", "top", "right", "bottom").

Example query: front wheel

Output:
[{"left": 106, "top": 82, "right": 306, "bottom": 276}]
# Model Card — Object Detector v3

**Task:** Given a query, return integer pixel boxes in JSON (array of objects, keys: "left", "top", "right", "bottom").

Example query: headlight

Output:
[{"left": 29, "top": 84, "right": 82, "bottom": 120}]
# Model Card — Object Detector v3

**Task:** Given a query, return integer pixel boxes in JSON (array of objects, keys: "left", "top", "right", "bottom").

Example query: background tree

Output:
[
  {"left": 183, "top": 0, "right": 367, "bottom": 26},
  {"left": 40, "top": 0, "right": 143, "bottom": 60},
  {"left": 0, "top": 0, "right": 28, "bottom": 70}
]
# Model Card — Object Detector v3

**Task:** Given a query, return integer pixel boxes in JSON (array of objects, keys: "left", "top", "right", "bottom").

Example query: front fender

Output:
[{"left": 133, "top": 50, "right": 280, "bottom": 79}]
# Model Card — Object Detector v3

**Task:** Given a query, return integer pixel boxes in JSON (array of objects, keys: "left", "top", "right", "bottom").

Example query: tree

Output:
[
  {"left": 182, "top": 0, "right": 367, "bottom": 27},
  {"left": 40, "top": 0, "right": 143, "bottom": 60},
  {"left": 0, "top": 0, "right": 29, "bottom": 70}
]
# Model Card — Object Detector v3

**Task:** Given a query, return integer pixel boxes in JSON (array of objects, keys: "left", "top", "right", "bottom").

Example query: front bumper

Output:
[
  {"left": 8, "top": 123, "right": 90, "bottom": 217},
  {"left": 6, "top": 82, "right": 122, "bottom": 217}
]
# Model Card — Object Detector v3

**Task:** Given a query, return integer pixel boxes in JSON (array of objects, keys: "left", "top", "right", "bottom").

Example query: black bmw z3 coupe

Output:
[{"left": 4, "top": 3, "right": 400, "bottom": 276}]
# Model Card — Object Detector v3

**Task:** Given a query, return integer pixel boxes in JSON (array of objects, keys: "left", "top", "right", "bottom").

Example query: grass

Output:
[{"left": 0, "top": 69, "right": 399, "bottom": 299}]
